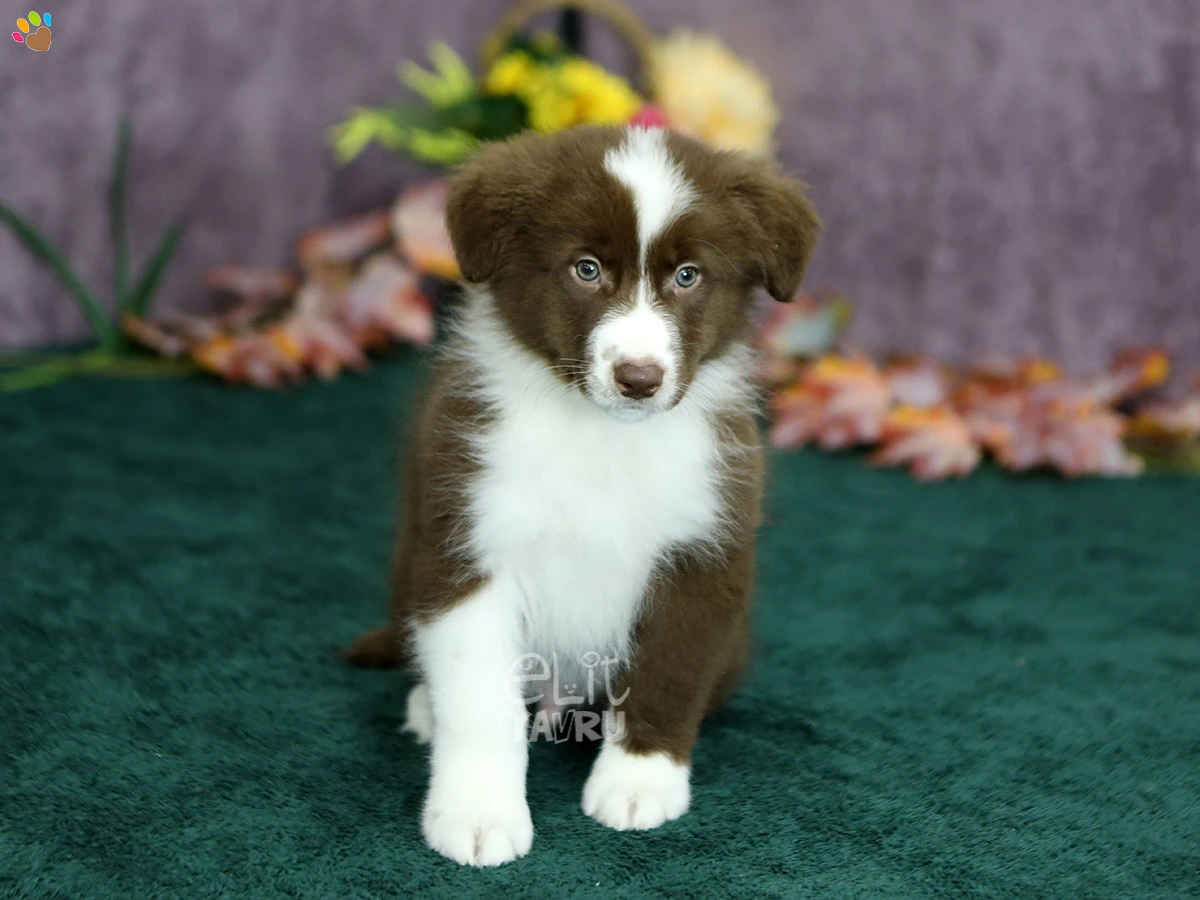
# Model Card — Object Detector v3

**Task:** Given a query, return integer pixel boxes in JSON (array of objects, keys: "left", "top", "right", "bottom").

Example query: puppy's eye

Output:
[
  {"left": 574, "top": 258, "right": 601, "bottom": 283},
  {"left": 674, "top": 265, "right": 700, "bottom": 289}
]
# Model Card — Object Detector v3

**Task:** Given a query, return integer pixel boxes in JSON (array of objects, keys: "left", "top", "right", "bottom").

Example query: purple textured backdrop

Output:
[{"left": 1, "top": 0, "right": 1197, "bottom": 370}]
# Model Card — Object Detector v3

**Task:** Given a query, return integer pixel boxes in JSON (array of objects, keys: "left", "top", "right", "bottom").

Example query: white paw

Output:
[
  {"left": 422, "top": 785, "right": 533, "bottom": 866},
  {"left": 400, "top": 683, "right": 433, "bottom": 744},
  {"left": 582, "top": 742, "right": 690, "bottom": 831}
]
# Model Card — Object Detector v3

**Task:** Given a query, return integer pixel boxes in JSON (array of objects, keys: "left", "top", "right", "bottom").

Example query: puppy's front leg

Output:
[
  {"left": 414, "top": 576, "right": 532, "bottom": 866},
  {"left": 583, "top": 549, "right": 752, "bottom": 831}
]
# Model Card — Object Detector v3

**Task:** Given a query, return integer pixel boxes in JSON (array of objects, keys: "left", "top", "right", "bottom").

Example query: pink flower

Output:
[{"left": 628, "top": 103, "right": 670, "bottom": 129}]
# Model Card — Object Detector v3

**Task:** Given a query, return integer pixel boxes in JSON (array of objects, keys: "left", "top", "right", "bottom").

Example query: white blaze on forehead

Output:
[
  {"left": 604, "top": 127, "right": 696, "bottom": 263},
  {"left": 591, "top": 128, "right": 692, "bottom": 411}
]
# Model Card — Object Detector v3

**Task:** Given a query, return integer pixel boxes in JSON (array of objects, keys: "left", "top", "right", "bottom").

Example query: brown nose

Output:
[{"left": 613, "top": 361, "right": 664, "bottom": 399}]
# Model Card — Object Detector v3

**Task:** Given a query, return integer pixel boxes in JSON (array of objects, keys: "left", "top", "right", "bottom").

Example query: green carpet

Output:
[{"left": 2, "top": 352, "right": 1197, "bottom": 899}]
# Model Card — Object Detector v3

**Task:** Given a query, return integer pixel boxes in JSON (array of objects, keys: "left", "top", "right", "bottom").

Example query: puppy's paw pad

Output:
[
  {"left": 400, "top": 683, "right": 433, "bottom": 744},
  {"left": 582, "top": 745, "right": 690, "bottom": 831},
  {"left": 422, "top": 798, "right": 533, "bottom": 866}
]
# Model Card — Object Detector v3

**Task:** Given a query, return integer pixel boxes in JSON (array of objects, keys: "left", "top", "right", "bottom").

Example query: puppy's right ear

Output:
[
  {"left": 445, "top": 161, "right": 501, "bottom": 284},
  {"left": 446, "top": 138, "right": 540, "bottom": 284}
]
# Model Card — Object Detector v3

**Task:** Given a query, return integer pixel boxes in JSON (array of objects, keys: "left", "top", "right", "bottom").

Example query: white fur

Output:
[
  {"left": 414, "top": 579, "right": 533, "bottom": 866},
  {"left": 401, "top": 683, "right": 433, "bottom": 744},
  {"left": 604, "top": 127, "right": 696, "bottom": 263},
  {"left": 582, "top": 741, "right": 691, "bottom": 830}
]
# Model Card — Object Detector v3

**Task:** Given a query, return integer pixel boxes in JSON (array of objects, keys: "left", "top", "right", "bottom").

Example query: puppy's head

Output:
[{"left": 447, "top": 125, "right": 822, "bottom": 420}]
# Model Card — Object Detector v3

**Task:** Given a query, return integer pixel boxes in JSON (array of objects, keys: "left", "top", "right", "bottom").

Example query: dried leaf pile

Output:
[
  {"left": 123, "top": 183, "right": 456, "bottom": 388},
  {"left": 763, "top": 296, "right": 1199, "bottom": 479}
]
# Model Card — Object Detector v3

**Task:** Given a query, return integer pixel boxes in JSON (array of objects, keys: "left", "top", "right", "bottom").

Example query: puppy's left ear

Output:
[{"left": 731, "top": 169, "right": 823, "bottom": 302}]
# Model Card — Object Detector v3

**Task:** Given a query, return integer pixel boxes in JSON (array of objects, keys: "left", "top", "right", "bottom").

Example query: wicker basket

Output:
[{"left": 479, "top": 0, "right": 658, "bottom": 94}]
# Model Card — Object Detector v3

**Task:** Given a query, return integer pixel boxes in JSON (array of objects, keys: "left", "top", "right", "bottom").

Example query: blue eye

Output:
[
  {"left": 675, "top": 265, "right": 699, "bottom": 288},
  {"left": 575, "top": 259, "right": 601, "bottom": 282}
]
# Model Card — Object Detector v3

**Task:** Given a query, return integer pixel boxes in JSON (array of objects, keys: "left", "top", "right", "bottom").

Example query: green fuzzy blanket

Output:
[{"left": 1, "top": 353, "right": 1197, "bottom": 899}]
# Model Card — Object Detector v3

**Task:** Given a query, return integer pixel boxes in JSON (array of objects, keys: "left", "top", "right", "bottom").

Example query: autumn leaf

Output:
[
  {"left": 768, "top": 383, "right": 824, "bottom": 448},
  {"left": 955, "top": 357, "right": 1062, "bottom": 456},
  {"left": 121, "top": 314, "right": 191, "bottom": 358},
  {"left": 884, "top": 356, "right": 953, "bottom": 408},
  {"left": 280, "top": 298, "right": 370, "bottom": 381},
  {"left": 1046, "top": 347, "right": 1172, "bottom": 408},
  {"left": 296, "top": 211, "right": 392, "bottom": 277},
  {"left": 391, "top": 180, "right": 460, "bottom": 280},
  {"left": 871, "top": 404, "right": 981, "bottom": 480},
  {"left": 1124, "top": 380, "right": 1200, "bottom": 472},
  {"left": 339, "top": 254, "right": 435, "bottom": 348},
  {"left": 994, "top": 399, "right": 1143, "bottom": 477},
  {"left": 1128, "top": 395, "right": 1200, "bottom": 441},
  {"left": 769, "top": 355, "right": 891, "bottom": 450},
  {"left": 203, "top": 265, "right": 299, "bottom": 304},
  {"left": 965, "top": 356, "right": 1062, "bottom": 387},
  {"left": 758, "top": 291, "right": 854, "bottom": 385}
]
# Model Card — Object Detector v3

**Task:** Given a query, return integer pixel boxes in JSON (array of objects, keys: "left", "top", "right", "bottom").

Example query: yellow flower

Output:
[
  {"left": 485, "top": 51, "right": 643, "bottom": 134},
  {"left": 485, "top": 52, "right": 541, "bottom": 97},
  {"left": 527, "top": 86, "right": 576, "bottom": 133},
  {"left": 651, "top": 30, "right": 779, "bottom": 156},
  {"left": 558, "top": 58, "right": 641, "bottom": 125}
]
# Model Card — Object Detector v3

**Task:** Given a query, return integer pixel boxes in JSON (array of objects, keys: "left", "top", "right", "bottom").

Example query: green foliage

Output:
[
  {"left": 127, "top": 220, "right": 187, "bottom": 318},
  {"left": 330, "top": 42, "right": 535, "bottom": 166},
  {"left": 503, "top": 31, "right": 570, "bottom": 64},
  {"left": 0, "top": 118, "right": 190, "bottom": 391},
  {"left": 1126, "top": 437, "right": 1200, "bottom": 474},
  {"left": 397, "top": 41, "right": 474, "bottom": 108},
  {"left": 0, "top": 203, "right": 117, "bottom": 350},
  {"left": 429, "top": 93, "right": 528, "bottom": 142}
]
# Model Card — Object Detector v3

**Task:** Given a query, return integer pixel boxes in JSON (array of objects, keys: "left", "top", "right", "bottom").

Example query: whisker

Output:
[{"left": 685, "top": 238, "right": 754, "bottom": 280}]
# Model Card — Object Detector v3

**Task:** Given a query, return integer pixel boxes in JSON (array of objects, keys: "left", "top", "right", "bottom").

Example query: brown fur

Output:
[{"left": 343, "top": 126, "right": 821, "bottom": 765}]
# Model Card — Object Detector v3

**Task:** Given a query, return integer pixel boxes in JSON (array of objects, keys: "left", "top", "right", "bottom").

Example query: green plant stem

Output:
[
  {"left": 0, "top": 204, "right": 120, "bottom": 350},
  {"left": 128, "top": 220, "right": 187, "bottom": 317},
  {"left": 0, "top": 350, "right": 196, "bottom": 393},
  {"left": 0, "top": 350, "right": 63, "bottom": 369}
]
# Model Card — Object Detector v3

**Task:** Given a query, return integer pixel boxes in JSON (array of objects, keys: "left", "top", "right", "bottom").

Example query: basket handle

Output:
[{"left": 479, "top": 0, "right": 657, "bottom": 90}]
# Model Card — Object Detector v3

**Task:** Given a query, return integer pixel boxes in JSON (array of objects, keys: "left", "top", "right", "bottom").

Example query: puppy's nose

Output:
[{"left": 613, "top": 361, "right": 664, "bottom": 399}]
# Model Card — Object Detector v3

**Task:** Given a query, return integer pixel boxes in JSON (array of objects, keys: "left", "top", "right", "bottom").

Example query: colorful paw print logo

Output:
[{"left": 12, "top": 10, "right": 52, "bottom": 51}]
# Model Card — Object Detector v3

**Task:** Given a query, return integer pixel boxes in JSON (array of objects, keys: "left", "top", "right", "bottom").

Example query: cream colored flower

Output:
[{"left": 651, "top": 30, "right": 779, "bottom": 157}]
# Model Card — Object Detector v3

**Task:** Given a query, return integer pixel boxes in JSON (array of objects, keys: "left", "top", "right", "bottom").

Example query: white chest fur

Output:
[
  {"left": 468, "top": 380, "right": 723, "bottom": 664},
  {"left": 454, "top": 302, "right": 751, "bottom": 667}
]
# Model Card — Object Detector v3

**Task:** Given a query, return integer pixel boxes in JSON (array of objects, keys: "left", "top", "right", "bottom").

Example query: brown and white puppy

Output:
[{"left": 344, "top": 125, "right": 821, "bottom": 866}]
